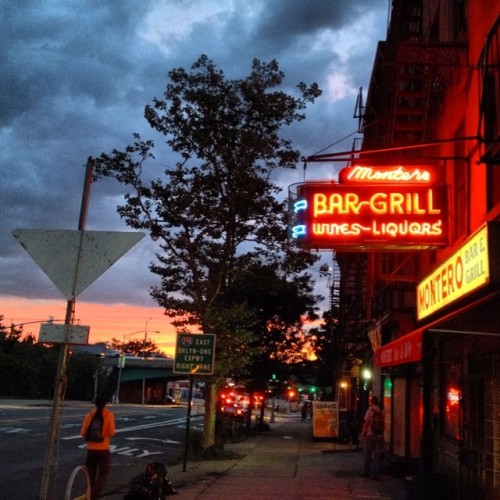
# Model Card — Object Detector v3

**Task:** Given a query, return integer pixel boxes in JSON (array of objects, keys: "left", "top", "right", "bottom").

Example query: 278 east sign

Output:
[{"left": 290, "top": 165, "right": 449, "bottom": 250}]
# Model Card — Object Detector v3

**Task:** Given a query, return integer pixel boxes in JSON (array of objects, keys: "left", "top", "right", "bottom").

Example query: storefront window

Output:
[{"left": 383, "top": 377, "right": 392, "bottom": 444}]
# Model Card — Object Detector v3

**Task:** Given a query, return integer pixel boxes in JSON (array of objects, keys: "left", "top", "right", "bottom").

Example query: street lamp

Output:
[
  {"left": 361, "top": 367, "right": 372, "bottom": 390},
  {"left": 114, "top": 334, "right": 141, "bottom": 404},
  {"left": 339, "top": 380, "right": 349, "bottom": 410},
  {"left": 143, "top": 317, "right": 152, "bottom": 358},
  {"left": 122, "top": 329, "right": 144, "bottom": 351}
]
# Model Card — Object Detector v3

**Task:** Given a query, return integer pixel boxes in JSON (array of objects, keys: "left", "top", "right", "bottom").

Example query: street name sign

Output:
[{"left": 174, "top": 333, "right": 216, "bottom": 375}]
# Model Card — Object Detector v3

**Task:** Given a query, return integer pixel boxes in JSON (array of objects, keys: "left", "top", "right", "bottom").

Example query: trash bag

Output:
[{"left": 124, "top": 461, "right": 177, "bottom": 499}]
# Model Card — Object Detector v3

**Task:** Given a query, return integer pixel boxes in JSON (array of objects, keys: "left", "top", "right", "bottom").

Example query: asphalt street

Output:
[{"left": 0, "top": 400, "right": 196, "bottom": 499}]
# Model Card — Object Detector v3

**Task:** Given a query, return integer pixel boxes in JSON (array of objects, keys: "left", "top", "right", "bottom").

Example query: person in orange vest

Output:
[{"left": 80, "top": 396, "right": 116, "bottom": 499}]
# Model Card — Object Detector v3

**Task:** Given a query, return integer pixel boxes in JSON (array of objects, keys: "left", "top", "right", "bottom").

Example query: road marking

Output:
[
  {"left": 63, "top": 415, "right": 202, "bottom": 440},
  {"left": 125, "top": 437, "right": 180, "bottom": 444},
  {"left": 78, "top": 443, "right": 164, "bottom": 458},
  {"left": 0, "top": 427, "right": 29, "bottom": 433}
]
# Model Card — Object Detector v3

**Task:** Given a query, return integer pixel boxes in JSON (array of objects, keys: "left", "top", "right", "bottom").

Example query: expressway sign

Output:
[{"left": 174, "top": 333, "right": 216, "bottom": 375}]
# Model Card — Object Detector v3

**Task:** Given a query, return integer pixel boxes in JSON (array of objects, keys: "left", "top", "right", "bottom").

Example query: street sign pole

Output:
[
  {"left": 40, "top": 161, "right": 93, "bottom": 500},
  {"left": 174, "top": 333, "right": 216, "bottom": 473},
  {"left": 182, "top": 374, "right": 195, "bottom": 472},
  {"left": 12, "top": 163, "right": 144, "bottom": 499}
]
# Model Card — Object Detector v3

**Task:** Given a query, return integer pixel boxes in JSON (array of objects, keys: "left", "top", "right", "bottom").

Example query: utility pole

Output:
[
  {"left": 12, "top": 163, "right": 144, "bottom": 499},
  {"left": 40, "top": 162, "right": 93, "bottom": 500}
]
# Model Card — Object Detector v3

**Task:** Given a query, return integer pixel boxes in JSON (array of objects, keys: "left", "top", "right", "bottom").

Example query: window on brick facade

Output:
[
  {"left": 479, "top": 16, "right": 500, "bottom": 171},
  {"left": 453, "top": 130, "right": 468, "bottom": 240}
]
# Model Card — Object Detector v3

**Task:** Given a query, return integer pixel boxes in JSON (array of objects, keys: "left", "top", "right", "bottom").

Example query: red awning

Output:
[{"left": 375, "top": 328, "right": 423, "bottom": 367}]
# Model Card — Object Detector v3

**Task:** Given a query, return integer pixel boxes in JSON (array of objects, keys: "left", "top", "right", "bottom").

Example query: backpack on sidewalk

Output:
[
  {"left": 371, "top": 409, "right": 385, "bottom": 436},
  {"left": 85, "top": 410, "right": 104, "bottom": 443},
  {"left": 124, "top": 461, "right": 177, "bottom": 499}
]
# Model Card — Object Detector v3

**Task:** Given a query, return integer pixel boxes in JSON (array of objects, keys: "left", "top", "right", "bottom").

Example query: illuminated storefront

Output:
[{"left": 374, "top": 222, "right": 500, "bottom": 490}]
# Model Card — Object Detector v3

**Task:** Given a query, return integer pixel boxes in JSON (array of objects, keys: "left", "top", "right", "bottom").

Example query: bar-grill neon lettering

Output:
[{"left": 313, "top": 190, "right": 440, "bottom": 217}]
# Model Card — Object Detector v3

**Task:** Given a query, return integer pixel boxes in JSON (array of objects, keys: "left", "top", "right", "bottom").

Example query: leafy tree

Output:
[
  {"left": 109, "top": 338, "right": 160, "bottom": 357},
  {"left": 0, "top": 316, "right": 114, "bottom": 400},
  {"left": 0, "top": 317, "right": 23, "bottom": 355},
  {"left": 90, "top": 55, "right": 321, "bottom": 449},
  {"left": 225, "top": 263, "right": 321, "bottom": 427},
  {"left": 229, "top": 262, "right": 320, "bottom": 385}
]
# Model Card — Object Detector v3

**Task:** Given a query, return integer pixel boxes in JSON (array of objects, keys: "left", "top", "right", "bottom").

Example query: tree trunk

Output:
[{"left": 202, "top": 381, "right": 217, "bottom": 450}]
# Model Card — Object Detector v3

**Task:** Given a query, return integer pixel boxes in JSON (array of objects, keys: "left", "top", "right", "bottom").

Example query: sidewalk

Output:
[{"left": 107, "top": 413, "right": 408, "bottom": 499}]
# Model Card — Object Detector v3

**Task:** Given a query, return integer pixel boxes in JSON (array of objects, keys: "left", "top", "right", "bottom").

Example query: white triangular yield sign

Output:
[{"left": 13, "top": 229, "right": 145, "bottom": 300}]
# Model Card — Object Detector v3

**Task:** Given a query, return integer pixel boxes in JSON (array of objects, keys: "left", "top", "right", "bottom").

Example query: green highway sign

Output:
[{"left": 174, "top": 333, "right": 216, "bottom": 375}]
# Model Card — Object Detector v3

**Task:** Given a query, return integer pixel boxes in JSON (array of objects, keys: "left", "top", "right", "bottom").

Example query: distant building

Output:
[{"left": 71, "top": 342, "right": 120, "bottom": 357}]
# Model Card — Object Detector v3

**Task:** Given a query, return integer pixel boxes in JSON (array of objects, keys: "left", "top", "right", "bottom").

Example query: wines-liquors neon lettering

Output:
[
  {"left": 312, "top": 220, "right": 443, "bottom": 237},
  {"left": 313, "top": 190, "right": 440, "bottom": 217}
]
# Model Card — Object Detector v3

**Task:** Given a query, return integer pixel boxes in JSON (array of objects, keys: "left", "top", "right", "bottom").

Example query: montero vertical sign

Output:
[
  {"left": 417, "top": 222, "right": 500, "bottom": 320},
  {"left": 174, "top": 333, "right": 216, "bottom": 375}
]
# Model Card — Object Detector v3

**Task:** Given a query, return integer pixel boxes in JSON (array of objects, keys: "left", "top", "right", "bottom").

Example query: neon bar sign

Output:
[{"left": 290, "top": 165, "right": 448, "bottom": 250}]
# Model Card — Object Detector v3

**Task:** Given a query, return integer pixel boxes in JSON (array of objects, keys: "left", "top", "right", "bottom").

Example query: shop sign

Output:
[
  {"left": 289, "top": 165, "right": 448, "bottom": 250},
  {"left": 312, "top": 401, "right": 339, "bottom": 438},
  {"left": 375, "top": 329, "right": 422, "bottom": 367},
  {"left": 417, "top": 223, "right": 495, "bottom": 320}
]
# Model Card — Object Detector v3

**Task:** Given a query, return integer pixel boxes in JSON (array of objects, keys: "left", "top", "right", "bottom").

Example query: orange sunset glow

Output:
[{"left": 1, "top": 296, "right": 180, "bottom": 357}]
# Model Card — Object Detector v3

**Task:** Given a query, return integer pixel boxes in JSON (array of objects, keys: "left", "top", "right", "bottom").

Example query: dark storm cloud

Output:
[
  {"left": 253, "top": 0, "right": 379, "bottom": 48},
  {"left": 0, "top": 0, "right": 388, "bottom": 306},
  {"left": 1, "top": 1, "right": 138, "bottom": 124},
  {"left": 0, "top": 0, "right": 165, "bottom": 302}
]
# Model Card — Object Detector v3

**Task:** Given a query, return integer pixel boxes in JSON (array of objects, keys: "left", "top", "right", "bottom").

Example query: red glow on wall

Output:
[
  {"left": 290, "top": 166, "right": 449, "bottom": 250},
  {"left": 445, "top": 385, "right": 461, "bottom": 440}
]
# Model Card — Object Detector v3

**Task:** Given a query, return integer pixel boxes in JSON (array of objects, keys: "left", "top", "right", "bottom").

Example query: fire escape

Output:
[
  {"left": 362, "top": 1, "right": 467, "bottom": 155},
  {"left": 337, "top": 0, "right": 468, "bottom": 352},
  {"left": 479, "top": 16, "right": 500, "bottom": 164},
  {"left": 335, "top": 252, "right": 369, "bottom": 355}
]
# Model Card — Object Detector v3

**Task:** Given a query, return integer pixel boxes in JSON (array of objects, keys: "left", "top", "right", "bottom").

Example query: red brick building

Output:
[{"left": 300, "top": 1, "right": 500, "bottom": 497}]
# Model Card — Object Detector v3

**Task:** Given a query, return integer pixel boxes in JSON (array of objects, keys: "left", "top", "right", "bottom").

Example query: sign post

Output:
[
  {"left": 13, "top": 161, "right": 145, "bottom": 500},
  {"left": 174, "top": 333, "right": 216, "bottom": 471}
]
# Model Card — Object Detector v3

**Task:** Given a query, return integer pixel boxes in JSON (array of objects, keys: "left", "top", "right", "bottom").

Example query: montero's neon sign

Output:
[{"left": 290, "top": 165, "right": 449, "bottom": 250}]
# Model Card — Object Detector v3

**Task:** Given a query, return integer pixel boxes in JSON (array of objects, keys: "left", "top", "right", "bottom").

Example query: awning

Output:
[
  {"left": 375, "top": 290, "right": 500, "bottom": 368},
  {"left": 375, "top": 328, "right": 423, "bottom": 367}
]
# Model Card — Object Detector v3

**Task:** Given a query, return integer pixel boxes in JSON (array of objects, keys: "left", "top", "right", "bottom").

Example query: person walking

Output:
[
  {"left": 80, "top": 396, "right": 116, "bottom": 499},
  {"left": 301, "top": 401, "right": 308, "bottom": 422},
  {"left": 360, "top": 396, "right": 384, "bottom": 480}
]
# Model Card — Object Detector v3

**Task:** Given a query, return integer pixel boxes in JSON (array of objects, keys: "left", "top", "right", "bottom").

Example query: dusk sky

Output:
[{"left": 1, "top": 0, "right": 389, "bottom": 355}]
